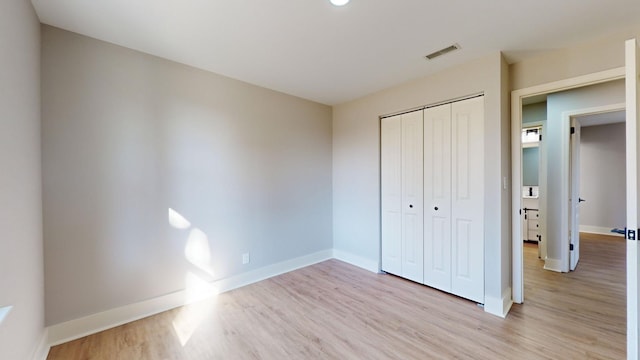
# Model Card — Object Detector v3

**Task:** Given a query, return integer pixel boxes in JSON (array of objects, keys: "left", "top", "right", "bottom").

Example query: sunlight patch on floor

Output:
[{"left": 172, "top": 292, "right": 218, "bottom": 347}]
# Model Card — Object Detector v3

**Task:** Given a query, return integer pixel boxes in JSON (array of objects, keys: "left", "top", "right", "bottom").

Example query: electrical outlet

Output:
[{"left": 242, "top": 253, "right": 250, "bottom": 265}]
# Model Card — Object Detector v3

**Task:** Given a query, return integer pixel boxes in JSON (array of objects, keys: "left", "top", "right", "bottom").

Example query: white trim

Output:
[
  {"left": 625, "top": 38, "right": 640, "bottom": 360},
  {"left": 333, "top": 249, "right": 380, "bottom": 273},
  {"left": 580, "top": 225, "right": 625, "bottom": 237},
  {"left": 47, "top": 249, "right": 333, "bottom": 346},
  {"left": 48, "top": 286, "right": 194, "bottom": 346},
  {"left": 30, "top": 329, "right": 50, "bottom": 360},
  {"left": 511, "top": 67, "right": 625, "bottom": 304},
  {"left": 543, "top": 258, "right": 563, "bottom": 272},
  {"left": 484, "top": 287, "right": 513, "bottom": 318}
]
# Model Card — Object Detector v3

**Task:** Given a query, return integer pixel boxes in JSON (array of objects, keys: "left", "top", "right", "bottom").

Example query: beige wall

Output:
[
  {"left": 332, "top": 52, "right": 510, "bottom": 309},
  {"left": 41, "top": 26, "right": 333, "bottom": 325},
  {"left": 0, "top": 0, "right": 45, "bottom": 359},
  {"left": 510, "top": 24, "right": 640, "bottom": 91}
]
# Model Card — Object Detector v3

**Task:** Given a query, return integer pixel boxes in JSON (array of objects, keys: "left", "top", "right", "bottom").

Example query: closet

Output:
[
  {"left": 381, "top": 110, "right": 424, "bottom": 283},
  {"left": 381, "top": 96, "right": 485, "bottom": 304}
]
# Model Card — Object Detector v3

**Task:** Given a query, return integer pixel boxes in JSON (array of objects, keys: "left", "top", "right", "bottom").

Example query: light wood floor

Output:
[{"left": 47, "top": 233, "right": 626, "bottom": 359}]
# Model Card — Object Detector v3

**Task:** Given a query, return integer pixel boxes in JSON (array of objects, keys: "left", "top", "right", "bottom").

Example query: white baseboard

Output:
[
  {"left": 47, "top": 249, "right": 333, "bottom": 347},
  {"left": 214, "top": 249, "right": 333, "bottom": 294},
  {"left": 332, "top": 249, "right": 379, "bottom": 273},
  {"left": 543, "top": 257, "right": 563, "bottom": 272},
  {"left": 484, "top": 287, "right": 513, "bottom": 318},
  {"left": 30, "top": 329, "right": 50, "bottom": 360},
  {"left": 579, "top": 225, "right": 624, "bottom": 237}
]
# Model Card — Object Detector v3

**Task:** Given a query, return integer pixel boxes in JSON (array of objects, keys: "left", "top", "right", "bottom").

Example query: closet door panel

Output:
[
  {"left": 451, "top": 97, "right": 485, "bottom": 303},
  {"left": 423, "top": 104, "right": 452, "bottom": 291},
  {"left": 381, "top": 115, "right": 402, "bottom": 276},
  {"left": 401, "top": 111, "right": 424, "bottom": 283}
]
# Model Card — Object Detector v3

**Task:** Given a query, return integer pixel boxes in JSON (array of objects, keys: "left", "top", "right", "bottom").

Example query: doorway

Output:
[
  {"left": 512, "top": 68, "right": 625, "bottom": 303},
  {"left": 513, "top": 38, "right": 640, "bottom": 358},
  {"left": 565, "top": 106, "right": 626, "bottom": 271}
]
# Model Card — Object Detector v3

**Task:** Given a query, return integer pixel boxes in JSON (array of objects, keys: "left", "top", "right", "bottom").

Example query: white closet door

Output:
[
  {"left": 401, "top": 111, "right": 424, "bottom": 283},
  {"left": 423, "top": 104, "right": 452, "bottom": 292},
  {"left": 450, "top": 97, "right": 485, "bottom": 303},
  {"left": 381, "top": 115, "right": 402, "bottom": 276}
]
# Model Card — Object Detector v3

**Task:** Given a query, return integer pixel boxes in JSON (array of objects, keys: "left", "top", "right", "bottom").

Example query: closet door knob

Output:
[
  {"left": 434, "top": 206, "right": 439, "bottom": 211},
  {"left": 409, "top": 204, "right": 413, "bottom": 208}
]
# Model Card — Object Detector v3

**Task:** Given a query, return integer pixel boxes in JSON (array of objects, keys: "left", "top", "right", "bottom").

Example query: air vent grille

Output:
[{"left": 425, "top": 44, "right": 461, "bottom": 60}]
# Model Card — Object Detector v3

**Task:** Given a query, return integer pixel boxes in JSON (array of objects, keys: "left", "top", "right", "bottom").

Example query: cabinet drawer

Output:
[{"left": 528, "top": 219, "right": 539, "bottom": 230}]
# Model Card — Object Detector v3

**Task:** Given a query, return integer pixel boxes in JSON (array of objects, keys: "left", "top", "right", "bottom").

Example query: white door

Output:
[
  {"left": 625, "top": 38, "right": 640, "bottom": 360},
  {"left": 569, "top": 118, "right": 581, "bottom": 271},
  {"left": 424, "top": 104, "right": 452, "bottom": 292},
  {"left": 401, "top": 111, "right": 424, "bottom": 283},
  {"left": 381, "top": 115, "right": 402, "bottom": 276},
  {"left": 451, "top": 97, "right": 485, "bottom": 303}
]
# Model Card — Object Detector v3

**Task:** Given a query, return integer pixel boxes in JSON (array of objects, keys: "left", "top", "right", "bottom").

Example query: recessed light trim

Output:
[
  {"left": 330, "top": 0, "right": 350, "bottom": 6},
  {"left": 425, "top": 44, "right": 461, "bottom": 60}
]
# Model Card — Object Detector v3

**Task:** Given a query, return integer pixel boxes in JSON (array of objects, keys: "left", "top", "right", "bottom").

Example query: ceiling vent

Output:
[{"left": 424, "top": 44, "right": 461, "bottom": 60}]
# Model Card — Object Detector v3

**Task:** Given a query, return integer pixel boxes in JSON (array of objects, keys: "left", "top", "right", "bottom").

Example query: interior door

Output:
[
  {"left": 569, "top": 118, "right": 581, "bottom": 271},
  {"left": 401, "top": 111, "right": 424, "bottom": 283},
  {"left": 450, "top": 97, "right": 485, "bottom": 304},
  {"left": 625, "top": 38, "right": 640, "bottom": 360},
  {"left": 423, "top": 104, "right": 452, "bottom": 292},
  {"left": 381, "top": 115, "right": 402, "bottom": 276}
]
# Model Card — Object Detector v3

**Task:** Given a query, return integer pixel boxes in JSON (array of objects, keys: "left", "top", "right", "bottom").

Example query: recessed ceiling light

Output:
[{"left": 330, "top": 0, "right": 350, "bottom": 6}]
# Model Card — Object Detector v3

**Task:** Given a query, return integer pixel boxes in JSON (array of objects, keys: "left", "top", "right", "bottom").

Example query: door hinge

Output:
[
  {"left": 519, "top": 209, "right": 522, "bottom": 215},
  {"left": 539, "top": 134, "right": 542, "bottom": 141},
  {"left": 570, "top": 126, "right": 575, "bottom": 134},
  {"left": 628, "top": 229, "right": 637, "bottom": 241},
  {"left": 570, "top": 244, "right": 574, "bottom": 251}
]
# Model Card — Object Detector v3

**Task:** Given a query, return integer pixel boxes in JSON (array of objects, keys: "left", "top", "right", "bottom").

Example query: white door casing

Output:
[
  {"left": 625, "top": 37, "right": 640, "bottom": 360},
  {"left": 511, "top": 67, "right": 625, "bottom": 304}
]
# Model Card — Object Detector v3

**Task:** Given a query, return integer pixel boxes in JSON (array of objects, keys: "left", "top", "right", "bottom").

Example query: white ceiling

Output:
[
  {"left": 577, "top": 110, "right": 626, "bottom": 127},
  {"left": 31, "top": 0, "right": 640, "bottom": 105}
]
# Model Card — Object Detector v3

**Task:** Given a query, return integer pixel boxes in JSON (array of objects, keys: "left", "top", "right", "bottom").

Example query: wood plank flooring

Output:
[{"left": 47, "top": 233, "right": 626, "bottom": 359}]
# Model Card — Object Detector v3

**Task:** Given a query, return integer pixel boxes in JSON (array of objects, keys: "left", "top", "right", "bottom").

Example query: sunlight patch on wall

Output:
[
  {"left": 185, "top": 228, "right": 215, "bottom": 277},
  {"left": 168, "top": 208, "right": 191, "bottom": 229},
  {"left": 0, "top": 306, "right": 12, "bottom": 326},
  {"left": 167, "top": 206, "right": 220, "bottom": 346}
]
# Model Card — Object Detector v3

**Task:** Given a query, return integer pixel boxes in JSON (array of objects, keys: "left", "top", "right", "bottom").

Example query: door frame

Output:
[
  {"left": 561, "top": 104, "right": 625, "bottom": 272},
  {"left": 511, "top": 67, "right": 625, "bottom": 304},
  {"left": 625, "top": 38, "right": 639, "bottom": 359}
]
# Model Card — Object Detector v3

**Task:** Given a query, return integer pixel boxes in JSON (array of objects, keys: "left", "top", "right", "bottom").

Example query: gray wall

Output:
[
  {"left": 0, "top": 1, "right": 45, "bottom": 359},
  {"left": 41, "top": 26, "right": 333, "bottom": 325},
  {"left": 522, "top": 103, "right": 545, "bottom": 187},
  {"left": 545, "top": 80, "right": 625, "bottom": 264},
  {"left": 522, "top": 147, "right": 539, "bottom": 186},
  {"left": 333, "top": 52, "right": 511, "bottom": 309},
  {"left": 580, "top": 122, "right": 626, "bottom": 230},
  {"left": 523, "top": 102, "right": 547, "bottom": 124}
]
